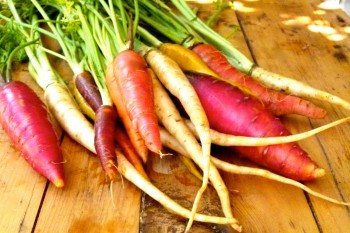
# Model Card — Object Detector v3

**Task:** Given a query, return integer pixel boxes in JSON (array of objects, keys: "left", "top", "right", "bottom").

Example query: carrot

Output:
[
  {"left": 151, "top": 73, "right": 240, "bottom": 232},
  {"left": 114, "top": 123, "right": 149, "bottom": 180},
  {"left": 72, "top": 68, "right": 119, "bottom": 181},
  {"left": 43, "top": 81, "right": 96, "bottom": 153},
  {"left": 106, "top": 63, "right": 148, "bottom": 163},
  {"left": 178, "top": 154, "right": 203, "bottom": 181},
  {"left": 159, "top": 43, "right": 220, "bottom": 79},
  {"left": 74, "top": 71, "right": 103, "bottom": 113},
  {"left": 146, "top": 49, "right": 213, "bottom": 231},
  {"left": 191, "top": 43, "right": 327, "bottom": 119},
  {"left": 69, "top": 80, "right": 96, "bottom": 121},
  {"left": 187, "top": 73, "right": 325, "bottom": 181},
  {"left": 159, "top": 126, "right": 350, "bottom": 206},
  {"left": 94, "top": 105, "right": 118, "bottom": 181},
  {"left": 112, "top": 49, "right": 162, "bottom": 154},
  {"left": 6, "top": 4, "right": 98, "bottom": 155},
  {"left": 183, "top": 117, "right": 350, "bottom": 147},
  {"left": 0, "top": 81, "right": 64, "bottom": 188},
  {"left": 250, "top": 66, "right": 350, "bottom": 111}
]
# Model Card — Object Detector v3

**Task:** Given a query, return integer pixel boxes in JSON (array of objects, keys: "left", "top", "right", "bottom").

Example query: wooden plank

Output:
[
  {"left": 140, "top": 153, "right": 234, "bottom": 233},
  {"left": 193, "top": 2, "right": 321, "bottom": 232},
  {"left": 235, "top": 0, "right": 350, "bottom": 232},
  {"left": 34, "top": 136, "right": 141, "bottom": 233}
]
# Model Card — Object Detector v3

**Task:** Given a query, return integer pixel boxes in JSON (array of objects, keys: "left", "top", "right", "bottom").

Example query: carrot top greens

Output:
[{"left": 0, "top": 21, "right": 29, "bottom": 82}]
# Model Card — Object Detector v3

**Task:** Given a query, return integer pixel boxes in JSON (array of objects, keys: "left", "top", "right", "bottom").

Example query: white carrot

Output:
[
  {"left": 28, "top": 61, "right": 96, "bottom": 154},
  {"left": 183, "top": 117, "right": 350, "bottom": 146},
  {"left": 251, "top": 67, "right": 350, "bottom": 110},
  {"left": 150, "top": 73, "right": 241, "bottom": 232}
]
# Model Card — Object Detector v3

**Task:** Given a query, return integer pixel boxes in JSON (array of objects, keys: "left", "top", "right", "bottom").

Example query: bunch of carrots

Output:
[{"left": 1, "top": 0, "right": 350, "bottom": 231}]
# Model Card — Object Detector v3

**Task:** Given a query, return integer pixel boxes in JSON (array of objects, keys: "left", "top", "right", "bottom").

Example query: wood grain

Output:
[
  {"left": 1, "top": 1, "right": 350, "bottom": 233},
  {"left": 234, "top": 0, "right": 350, "bottom": 232}
]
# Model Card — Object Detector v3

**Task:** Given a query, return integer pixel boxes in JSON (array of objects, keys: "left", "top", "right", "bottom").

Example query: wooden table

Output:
[{"left": 1, "top": 0, "right": 350, "bottom": 232}]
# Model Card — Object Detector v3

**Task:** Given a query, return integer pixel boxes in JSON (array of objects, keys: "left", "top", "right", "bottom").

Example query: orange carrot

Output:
[
  {"left": 112, "top": 50, "right": 162, "bottom": 154},
  {"left": 105, "top": 63, "right": 149, "bottom": 163}
]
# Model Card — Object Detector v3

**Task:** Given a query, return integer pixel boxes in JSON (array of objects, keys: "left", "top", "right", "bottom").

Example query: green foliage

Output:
[
  {"left": 1, "top": 0, "right": 36, "bottom": 21},
  {"left": 0, "top": 21, "right": 28, "bottom": 73}
]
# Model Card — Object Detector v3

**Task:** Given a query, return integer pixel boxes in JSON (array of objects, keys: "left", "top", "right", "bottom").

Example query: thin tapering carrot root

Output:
[
  {"left": 184, "top": 117, "right": 350, "bottom": 146},
  {"left": 151, "top": 74, "right": 240, "bottom": 231},
  {"left": 106, "top": 63, "right": 149, "bottom": 163},
  {"left": 160, "top": 126, "right": 350, "bottom": 207},
  {"left": 94, "top": 105, "right": 118, "bottom": 181},
  {"left": 251, "top": 67, "right": 350, "bottom": 110},
  {"left": 178, "top": 154, "right": 203, "bottom": 181},
  {"left": 115, "top": 148, "right": 241, "bottom": 228},
  {"left": 44, "top": 82, "right": 96, "bottom": 153}
]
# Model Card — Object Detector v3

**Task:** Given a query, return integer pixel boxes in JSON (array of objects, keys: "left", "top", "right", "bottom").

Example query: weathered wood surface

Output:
[{"left": 1, "top": 1, "right": 350, "bottom": 233}]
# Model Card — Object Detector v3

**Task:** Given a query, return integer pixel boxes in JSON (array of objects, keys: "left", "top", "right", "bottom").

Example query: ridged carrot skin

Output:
[
  {"left": 0, "top": 81, "right": 64, "bottom": 187},
  {"left": 192, "top": 43, "right": 327, "bottom": 119},
  {"left": 187, "top": 73, "right": 324, "bottom": 181},
  {"left": 113, "top": 49, "right": 161, "bottom": 154},
  {"left": 94, "top": 105, "right": 118, "bottom": 181}
]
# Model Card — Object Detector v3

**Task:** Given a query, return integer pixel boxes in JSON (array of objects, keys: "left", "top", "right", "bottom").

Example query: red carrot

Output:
[
  {"left": 94, "top": 105, "right": 118, "bottom": 181},
  {"left": 187, "top": 73, "right": 325, "bottom": 181},
  {"left": 192, "top": 44, "right": 327, "bottom": 119},
  {"left": 112, "top": 50, "right": 162, "bottom": 154},
  {"left": 0, "top": 81, "right": 64, "bottom": 187}
]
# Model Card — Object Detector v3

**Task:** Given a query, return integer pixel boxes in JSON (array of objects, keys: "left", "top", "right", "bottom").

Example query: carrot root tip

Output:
[
  {"left": 159, "top": 150, "right": 173, "bottom": 158},
  {"left": 52, "top": 178, "right": 65, "bottom": 188},
  {"left": 314, "top": 168, "right": 326, "bottom": 178}
]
